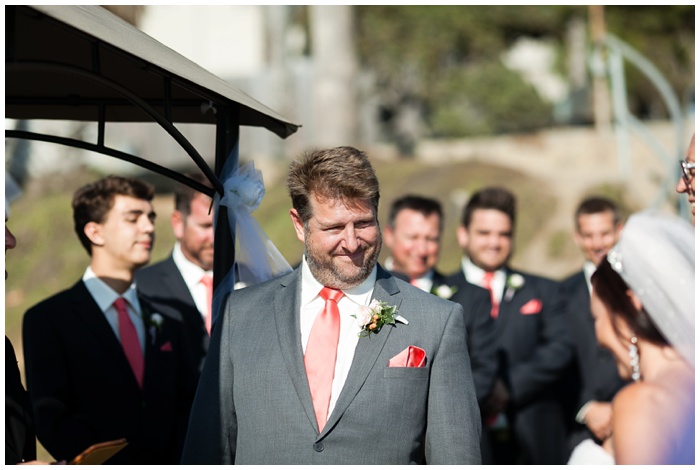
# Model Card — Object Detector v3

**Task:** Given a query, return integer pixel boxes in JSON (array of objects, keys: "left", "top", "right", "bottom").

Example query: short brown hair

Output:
[
  {"left": 387, "top": 195, "right": 443, "bottom": 232},
  {"left": 72, "top": 175, "right": 154, "bottom": 254},
  {"left": 574, "top": 196, "right": 621, "bottom": 231},
  {"left": 174, "top": 172, "right": 213, "bottom": 217},
  {"left": 287, "top": 146, "right": 380, "bottom": 224},
  {"left": 460, "top": 187, "right": 516, "bottom": 228}
]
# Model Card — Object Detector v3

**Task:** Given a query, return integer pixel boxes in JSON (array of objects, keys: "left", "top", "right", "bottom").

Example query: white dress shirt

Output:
[
  {"left": 299, "top": 256, "right": 376, "bottom": 418},
  {"left": 461, "top": 256, "right": 506, "bottom": 302},
  {"left": 172, "top": 241, "right": 213, "bottom": 320},
  {"left": 382, "top": 256, "right": 433, "bottom": 292},
  {"left": 82, "top": 266, "right": 146, "bottom": 352},
  {"left": 583, "top": 260, "right": 596, "bottom": 294}
]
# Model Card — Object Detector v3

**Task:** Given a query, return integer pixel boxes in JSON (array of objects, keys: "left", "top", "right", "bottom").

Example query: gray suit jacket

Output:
[{"left": 181, "top": 265, "right": 482, "bottom": 464}]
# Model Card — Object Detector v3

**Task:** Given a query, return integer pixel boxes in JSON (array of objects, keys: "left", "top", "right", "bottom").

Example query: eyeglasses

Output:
[{"left": 679, "top": 160, "right": 695, "bottom": 188}]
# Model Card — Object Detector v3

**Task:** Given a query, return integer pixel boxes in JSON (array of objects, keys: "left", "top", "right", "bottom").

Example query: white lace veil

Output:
[{"left": 606, "top": 210, "right": 695, "bottom": 367}]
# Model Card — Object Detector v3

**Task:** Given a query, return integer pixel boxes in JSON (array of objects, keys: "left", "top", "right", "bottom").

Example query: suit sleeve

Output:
[
  {"left": 181, "top": 294, "right": 236, "bottom": 464},
  {"left": 507, "top": 280, "right": 574, "bottom": 406},
  {"left": 425, "top": 302, "right": 482, "bottom": 464},
  {"left": 464, "top": 288, "right": 498, "bottom": 405},
  {"left": 22, "top": 306, "right": 97, "bottom": 461}
]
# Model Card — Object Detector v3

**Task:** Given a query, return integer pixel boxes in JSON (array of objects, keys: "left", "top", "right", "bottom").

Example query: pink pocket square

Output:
[
  {"left": 160, "top": 341, "right": 173, "bottom": 352},
  {"left": 520, "top": 299, "right": 542, "bottom": 315},
  {"left": 388, "top": 346, "right": 427, "bottom": 368}
]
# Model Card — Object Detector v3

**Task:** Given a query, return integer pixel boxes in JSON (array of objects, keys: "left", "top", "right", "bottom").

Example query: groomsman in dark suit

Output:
[
  {"left": 563, "top": 197, "right": 627, "bottom": 452},
  {"left": 22, "top": 175, "right": 198, "bottom": 464},
  {"left": 383, "top": 195, "right": 498, "bottom": 406},
  {"left": 452, "top": 187, "right": 573, "bottom": 465},
  {"left": 137, "top": 173, "right": 213, "bottom": 373}
]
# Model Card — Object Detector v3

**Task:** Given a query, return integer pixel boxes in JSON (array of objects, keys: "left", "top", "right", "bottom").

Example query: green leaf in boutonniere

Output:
[
  {"left": 504, "top": 273, "right": 525, "bottom": 302},
  {"left": 352, "top": 300, "right": 406, "bottom": 338},
  {"left": 431, "top": 284, "right": 457, "bottom": 300}
]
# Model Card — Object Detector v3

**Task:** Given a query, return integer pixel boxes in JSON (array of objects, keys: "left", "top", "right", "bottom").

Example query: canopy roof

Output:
[{"left": 6, "top": 5, "right": 299, "bottom": 138}]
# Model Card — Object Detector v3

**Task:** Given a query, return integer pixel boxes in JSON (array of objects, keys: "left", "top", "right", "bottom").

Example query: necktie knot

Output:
[
  {"left": 114, "top": 297, "right": 128, "bottom": 313},
  {"left": 482, "top": 271, "right": 495, "bottom": 287},
  {"left": 201, "top": 274, "right": 213, "bottom": 288},
  {"left": 320, "top": 286, "right": 344, "bottom": 304}
]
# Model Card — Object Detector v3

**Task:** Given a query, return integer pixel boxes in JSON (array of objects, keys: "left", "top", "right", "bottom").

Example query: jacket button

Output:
[{"left": 313, "top": 442, "right": 324, "bottom": 452}]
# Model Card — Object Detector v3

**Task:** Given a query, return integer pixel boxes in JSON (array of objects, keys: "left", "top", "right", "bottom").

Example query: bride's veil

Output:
[{"left": 606, "top": 210, "right": 695, "bottom": 367}]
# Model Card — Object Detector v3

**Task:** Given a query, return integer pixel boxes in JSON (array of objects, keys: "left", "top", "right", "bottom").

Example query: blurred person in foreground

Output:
[
  {"left": 452, "top": 186, "right": 573, "bottom": 465},
  {"left": 562, "top": 197, "right": 627, "bottom": 453},
  {"left": 5, "top": 174, "right": 44, "bottom": 465},
  {"left": 676, "top": 133, "right": 695, "bottom": 223},
  {"left": 383, "top": 194, "right": 498, "bottom": 407},
  {"left": 137, "top": 173, "right": 213, "bottom": 374},
  {"left": 22, "top": 175, "right": 198, "bottom": 464},
  {"left": 181, "top": 146, "right": 482, "bottom": 464},
  {"left": 568, "top": 211, "right": 694, "bottom": 464}
]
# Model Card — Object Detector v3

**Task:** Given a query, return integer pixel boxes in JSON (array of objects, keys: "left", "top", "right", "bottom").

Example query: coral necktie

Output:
[
  {"left": 201, "top": 274, "right": 214, "bottom": 334},
  {"left": 304, "top": 287, "right": 344, "bottom": 431},
  {"left": 482, "top": 272, "right": 500, "bottom": 319},
  {"left": 114, "top": 297, "right": 144, "bottom": 388}
]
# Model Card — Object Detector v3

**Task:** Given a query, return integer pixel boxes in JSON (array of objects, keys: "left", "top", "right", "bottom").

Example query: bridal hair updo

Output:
[
  {"left": 287, "top": 146, "right": 380, "bottom": 224},
  {"left": 591, "top": 258, "right": 667, "bottom": 346}
]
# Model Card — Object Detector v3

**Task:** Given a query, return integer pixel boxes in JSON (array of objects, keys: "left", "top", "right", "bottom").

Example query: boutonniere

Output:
[
  {"left": 504, "top": 273, "right": 525, "bottom": 302},
  {"left": 431, "top": 284, "right": 457, "bottom": 299},
  {"left": 353, "top": 300, "right": 407, "bottom": 338},
  {"left": 145, "top": 311, "right": 164, "bottom": 345}
]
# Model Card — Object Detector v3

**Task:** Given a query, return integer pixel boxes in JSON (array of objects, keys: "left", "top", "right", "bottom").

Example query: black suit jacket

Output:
[
  {"left": 6, "top": 337, "right": 36, "bottom": 464},
  {"left": 562, "top": 271, "right": 627, "bottom": 447},
  {"left": 136, "top": 255, "right": 209, "bottom": 373},
  {"left": 459, "top": 267, "right": 574, "bottom": 465},
  {"left": 441, "top": 272, "right": 498, "bottom": 405},
  {"left": 22, "top": 280, "right": 198, "bottom": 464}
]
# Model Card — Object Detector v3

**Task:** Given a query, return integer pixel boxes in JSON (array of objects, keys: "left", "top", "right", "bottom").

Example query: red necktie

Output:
[
  {"left": 482, "top": 272, "right": 500, "bottom": 319},
  {"left": 114, "top": 297, "right": 144, "bottom": 388},
  {"left": 201, "top": 274, "right": 214, "bottom": 334},
  {"left": 304, "top": 287, "right": 344, "bottom": 431}
]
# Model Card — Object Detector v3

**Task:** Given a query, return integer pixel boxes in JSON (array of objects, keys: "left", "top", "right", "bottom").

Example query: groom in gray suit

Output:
[{"left": 181, "top": 146, "right": 482, "bottom": 464}]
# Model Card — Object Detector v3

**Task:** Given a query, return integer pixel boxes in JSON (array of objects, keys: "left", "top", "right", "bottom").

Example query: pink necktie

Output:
[
  {"left": 482, "top": 272, "right": 500, "bottom": 319},
  {"left": 114, "top": 297, "right": 144, "bottom": 388},
  {"left": 304, "top": 287, "right": 344, "bottom": 431},
  {"left": 201, "top": 274, "right": 214, "bottom": 334}
]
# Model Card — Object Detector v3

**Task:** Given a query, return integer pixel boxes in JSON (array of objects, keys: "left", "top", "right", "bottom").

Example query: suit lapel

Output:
[
  {"left": 71, "top": 281, "right": 141, "bottom": 389},
  {"left": 273, "top": 270, "right": 319, "bottom": 431},
  {"left": 322, "top": 267, "right": 400, "bottom": 437},
  {"left": 495, "top": 268, "right": 518, "bottom": 336}
]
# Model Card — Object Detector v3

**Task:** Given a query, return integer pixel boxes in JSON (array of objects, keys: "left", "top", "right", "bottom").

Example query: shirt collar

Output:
[
  {"left": 172, "top": 241, "right": 212, "bottom": 288},
  {"left": 583, "top": 260, "right": 596, "bottom": 292},
  {"left": 82, "top": 266, "right": 140, "bottom": 314},
  {"left": 300, "top": 255, "right": 377, "bottom": 308},
  {"left": 461, "top": 256, "right": 506, "bottom": 284}
]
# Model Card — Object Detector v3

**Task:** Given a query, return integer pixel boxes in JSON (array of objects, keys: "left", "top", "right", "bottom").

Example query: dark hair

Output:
[
  {"left": 460, "top": 187, "right": 516, "bottom": 228},
  {"left": 174, "top": 172, "right": 213, "bottom": 217},
  {"left": 287, "top": 146, "right": 380, "bottom": 224},
  {"left": 575, "top": 196, "right": 621, "bottom": 231},
  {"left": 591, "top": 258, "right": 667, "bottom": 346},
  {"left": 387, "top": 195, "right": 443, "bottom": 232},
  {"left": 72, "top": 175, "right": 154, "bottom": 254}
]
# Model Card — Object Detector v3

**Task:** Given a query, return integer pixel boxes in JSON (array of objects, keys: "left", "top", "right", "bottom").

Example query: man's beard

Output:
[{"left": 305, "top": 230, "right": 382, "bottom": 290}]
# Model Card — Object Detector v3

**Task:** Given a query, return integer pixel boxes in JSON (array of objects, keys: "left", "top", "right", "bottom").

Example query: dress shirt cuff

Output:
[{"left": 576, "top": 400, "right": 593, "bottom": 424}]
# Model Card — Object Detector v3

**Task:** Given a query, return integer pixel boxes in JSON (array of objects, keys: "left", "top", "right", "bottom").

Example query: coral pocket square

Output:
[
  {"left": 388, "top": 346, "right": 426, "bottom": 368},
  {"left": 520, "top": 299, "right": 542, "bottom": 315},
  {"left": 160, "top": 341, "right": 173, "bottom": 352}
]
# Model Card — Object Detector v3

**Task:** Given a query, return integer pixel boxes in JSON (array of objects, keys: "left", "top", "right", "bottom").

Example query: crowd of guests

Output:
[{"left": 5, "top": 136, "right": 695, "bottom": 464}]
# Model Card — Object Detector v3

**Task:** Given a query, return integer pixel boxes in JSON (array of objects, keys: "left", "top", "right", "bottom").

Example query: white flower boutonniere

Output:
[
  {"left": 147, "top": 313, "right": 164, "bottom": 345},
  {"left": 504, "top": 273, "right": 525, "bottom": 302},
  {"left": 431, "top": 284, "right": 457, "bottom": 300},
  {"left": 353, "top": 300, "right": 405, "bottom": 338}
]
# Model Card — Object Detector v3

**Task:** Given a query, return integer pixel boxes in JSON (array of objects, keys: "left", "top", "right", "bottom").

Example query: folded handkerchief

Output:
[
  {"left": 160, "top": 341, "right": 173, "bottom": 352},
  {"left": 520, "top": 299, "right": 542, "bottom": 315},
  {"left": 388, "top": 345, "right": 426, "bottom": 368}
]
